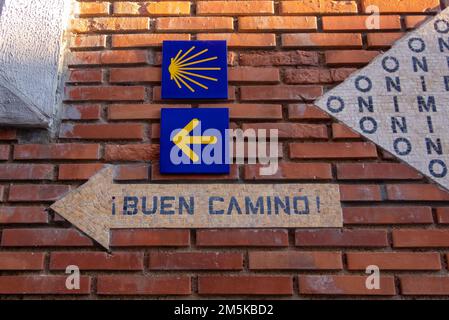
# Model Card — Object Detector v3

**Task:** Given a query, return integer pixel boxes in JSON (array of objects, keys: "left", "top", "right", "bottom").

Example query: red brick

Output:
[
  {"left": 156, "top": 17, "right": 233, "bottom": 32},
  {"left": 242, "top": 123, "right": 327, "bottom": 139},
  {"left": 108, "top": 104, "right": 189, "bottom": 120},
  {"left": 282, "top": 33, "right": 362, "bottom": 48},
  {"left": 58, "top": 163, "right": 104, "bottom": 180},
  {"left": 149, "top": 252, "right": 243, "bottom": 270},
  {"left": 240, "top": 50, "right": 319, "bottom": 66},
  {"left": 105, "top": 144, "right": 159, "bottom": 161},
  {"left": 63, "top": 104, "right": 101, "bottom": 120},
  {"left": 197, "top": 229, "right": 288, "bottom": 247},
  {"left": 288, "top": 104, "right": 330, "bottom": 120},
  {"left": 290, "top": 142, "right": 378, "bottom": 159},
  {"left": 151, "top": 163, "right": 239, "bottom": 181},
  {"left": 0, "top": 129, "right": 17, "bottom": 140},
  {"left": 361, "top": 0, "right": 440, "bottom": 13},
  {"left": 0, "top": 145, "right": 9, "bottom": 160},
  {"left": 198, "top": 276, "right": 293, "bottom": 295},
  {"left": 50, "top": 252, "right": 144, "bottom": 270},
  {"left": 405, "top": 15, "right": 431, "bottom": 29},
  {"left": 197, "top": 1, "right": 274, "bottom": 15},
  {"left": 295, "top": 229, "right": 388, "bottom": 247},
  {"left": 393, "top": 229, "right": 449, "bottom": 248},
  {"left": 109, "top": 67, "right": 161, "bottom": 83},
  {"left": 400, "top": 276, "right": 449, "bottom": 296},
  {"left": 152, "top": 86, "right": 236, "bottom": 101},
  {"left": 0, "top": 206, "right": 49, "bottom": 224},
  {"left": 9, "top": 185, "right": 70, "bottom": 202},
  {"left": 241, "top": 85, "right": 322, "bottom": 101},
  {"left": 332, "top": 123, "right": 361, "bottom": 139},
  {"left": 386, "top": 184, "right": 449, "bottom": 201},
  {"left": 0, "top": 252, "right": 45, "bottom": 270},
  {"left": 249, "top": 251, "right": 342, "bottom": 270},
  {"left": 115, "top": 164, "right": 149, "bottom": 181},
  {"left": 70, "top": 35, "right": 106, "bottom": 49},
  {"left": 330, "top": 68, "right": 357, "bottom": 81},
  {"left": 76, "top": 2, "right": 109, "bottom": 16},
  {"left": 229, "top": 67, "right": 280, "bottom": 83},
  {"left": 197, "top": 33, "right": 276, "bottom": 48},
  {"left": 111, "top": 229, "right": 190, "bottom": 247},
  {"left": 1, "top": 228, "right": 93, "bottom": 247},
  {"left": 59, "top": 123, "right": 144, "bottom": 140},
  {"left": 367, "top": 32, "right": 404, "bottom": 48},
  {"left": 284, "top": 68, "right": 333, "bottom": 84},
  {"left": 239, "top": 16, "right": 317, "bottom": 31},
  {"left": 112, "top": 34, "right": 190, "bottom": 48},
  {"left": 347, "top": 252, "right": 441, "bottom": 270},
  {"left": 436, "top": 207, "right": 449, "bottom": 224},
  {"left": 0, "top": 164, "right": 54, "bottom": 180},
  {"left": 0, "top": 276, "right": 91, "bottom": 295},
  {"left": 343, "top": 206, "right": 433, "bottom": 225},
  {"left": 322, "top": 15, "right": 401, "bottom": 31},
  {"left": 68, "top": 69, "right": 103, "bottom": 83},
  {"left": 97, "top": 275, "right": 191, "bottom": 295},
  {"left": 244, "top": 162, "right": 333, "bottom": 180},
  {"left": 113, "top": 1, "right": 191, "bottom": 15},
  {"left": 281, "top": 0, "right": 357, "bottom": 14},
  {"left": 200, "top": 104, "right": 283, "bottom": 120},
  {"left": 299, "top": 275, "right": 396, "bottom": 295},
  {"left": 339, "top": 185, "right": 382, "bottom": 201},
  {"left": 337, "top": 163, "right": 422, "bottom": 180},
  {"left": 14, "top": 144, "right": 100, "bottom": 160},
  {"left": 325, "top": 50, "right": 380, "bottom": 66},
  {"left": 65, "top": 86, "right": 145, "bottom": 101},
  {"left": 71, "top": 17, "right": 149, "bottom": 33},
  {"left": 69, "top": 50, "right": 149, "bottom": 65}
]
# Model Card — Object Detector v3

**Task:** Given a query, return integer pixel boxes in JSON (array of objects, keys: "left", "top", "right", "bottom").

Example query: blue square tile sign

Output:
[
  {"left": 160, "top": 108, "right": 230, "bottom": 174},
  {"left": 161, "top": 40, "right": 228, "bottom": 100}
]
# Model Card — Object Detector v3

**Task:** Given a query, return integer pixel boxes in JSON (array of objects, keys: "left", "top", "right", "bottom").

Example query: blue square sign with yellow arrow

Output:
[
  {"left": 160, "top": 108, "right": 230, "bottom": 174},
  {"left": 161, "top": 40, "right": 228, "bottom": 100}
]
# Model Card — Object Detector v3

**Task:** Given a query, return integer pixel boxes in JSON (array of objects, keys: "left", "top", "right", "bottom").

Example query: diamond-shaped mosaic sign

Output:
[{"left": 315, "top": 8, "right": 449, "bottom": 191}]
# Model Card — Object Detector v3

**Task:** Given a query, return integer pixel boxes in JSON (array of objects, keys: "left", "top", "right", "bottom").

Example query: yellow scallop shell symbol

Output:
[{"left": 168, "top": 46, "right": 221, "bottom": 92}]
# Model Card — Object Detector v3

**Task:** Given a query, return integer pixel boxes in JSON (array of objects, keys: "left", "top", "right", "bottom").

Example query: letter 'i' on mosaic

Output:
[{"left": 315, "top": 8, "right": 449, "bottom": 192}]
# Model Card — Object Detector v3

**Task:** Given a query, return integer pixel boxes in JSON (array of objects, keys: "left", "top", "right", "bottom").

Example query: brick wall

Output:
[{"left": 0, "top": 0, "right": 449, "bottom": 298}]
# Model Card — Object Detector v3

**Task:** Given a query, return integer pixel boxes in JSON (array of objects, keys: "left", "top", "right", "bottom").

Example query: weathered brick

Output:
[
  {"left": 347, "top": 252, "right": 441, "bottom": 270},
  {"left": 240, "top": 50, "right": 319, "bottom": 66},
  {"left": 282, "top": 33, "right": 362, "bottom": 48},
  {"left": 111, "top": 229, "right": 190, "bottom": 247},
  {"left": 339, "top": 184, "right": 382, "bottom": 201},
  {"left": 149, "top": 252, "right": 243, "bottom": 270},
  {"left": 105, "top": 144, "right": 159, "bottom": 161},
  {"left": 68, "top": 69, "right": 103, "bottom": 83},
  {"left": 284, "top": 68, "right": 333, "bottom": 84},
  {"left": 299, "top": 275, "right": 396, "bottom": 295},
  {"left": 387, "top": 184, "right": 449, "bottom": 201},
  {"left": 58, "top": 163, "right": 104, "bottom": 180},
  {"left": 76, "top": 2, "right": 109, "bottom": 16},
  {"left": 112, "top": 33, "right": 190, "bottom": 47},
  {"left": 0, "top": 252, "right": 45, "bottom": 270},
  {"left": 0, "top": 206, "right": 49, "bottom": 224},
  {"left": 239, "top": 16, "right": 317, "bottom": 31},
  {"left": 113, "top": 1, "right": 191, "bottom": 16},
  {"left": 9, "top": 185, "right": 70, "bottom": 202},
  {"left": 244, "top": 162, "right": 333, "bottom": 180},
  {"left": 14, "top": 144, "right": 100, "bottom": 160},
  {"left": 197, "top": 33, "right": 276, "bottom": 48},
  {"left": 0, "top": 276, "right": 91, "bottom": 295},
  {"left": 290, "top": 142, "right": 378, "bottom": 159},
  {"left": 50, "top": 252, "right": 144, "bottom": 270},
  {"left": 400, "top": 276, "right": 449, "bottom": 296},
  {"left": 343, "top": 206, "right": 433, "bottom": 225},
  {"left": 199, "top": 276, "right": 293, "bottom": 295},
  {"left": 322, "top": 15, "right": 401, "bottom": 31},
  {"left": 393, "top": 229, "right": 449, "bottom": 248},
  {"left": 288, "top": 104, "right": 330, "bottom": 120},
  {"left": 361, "top": 0, "right": 440, "bottom": 13},
  {"left": 295, "top": 229, "right": 388, "bottom": 247},
  {"left": 241, "top": 85, "right": 322, "bottom": 101},
  {"left": 229, "top": 67, "right": 280, "bottom": 83},
  {"left": 97, "top": 276, "right": 191, "bottom": 295},
  {"left": 115, "top": 164, "right": 149, "bottom": 181},
  {"left": 65, "top": 86, "right": 145, "bottom": 102},
  {"left": 59, "top": 123, "right": 144, "bottom": 140},
  {"left": 197, "top": 1, "right": 274, "bottom": 15},
  {"left": 281, "top": 0, "right": 358, "bottom": 14},
  {"left": 0, "top": 164, "right": 53, "bottom": 180},
  {"left": 70, "top": 35, "right": 107, "bottom": 49},
  {"left": 69, "top": 50, "right": 149, "bottom": 65},
  {"left": 63, "top": 105, "right": 101, "bottom": 120},
  {"left": 1, "top": 228, "right": 93, "bottom": 247},
  {"left": 337, "top": 163, "right": 423, "bottom": 180},
  {"left": 0, "top": 145, "right": 9, "bottom": 160},
  {"left": 436, "top": 208, "right": 449, "bottom": 224},
  {"left": 157, "top": 17, "right": 233, "bottom": 32},
  {"left": 249, "top": 251, "right": 342, "bottom": 270},
  {"left": 71, "top": 17, "right": 149, "bottom": 33},
  {"left": 197, "top": 229, "right": 288, "bottom": 247}
]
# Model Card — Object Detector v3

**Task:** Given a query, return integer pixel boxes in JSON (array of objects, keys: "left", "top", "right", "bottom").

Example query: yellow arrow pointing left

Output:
[{"left": 172, "top": 118, "right": 217, "bottom": 162}]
